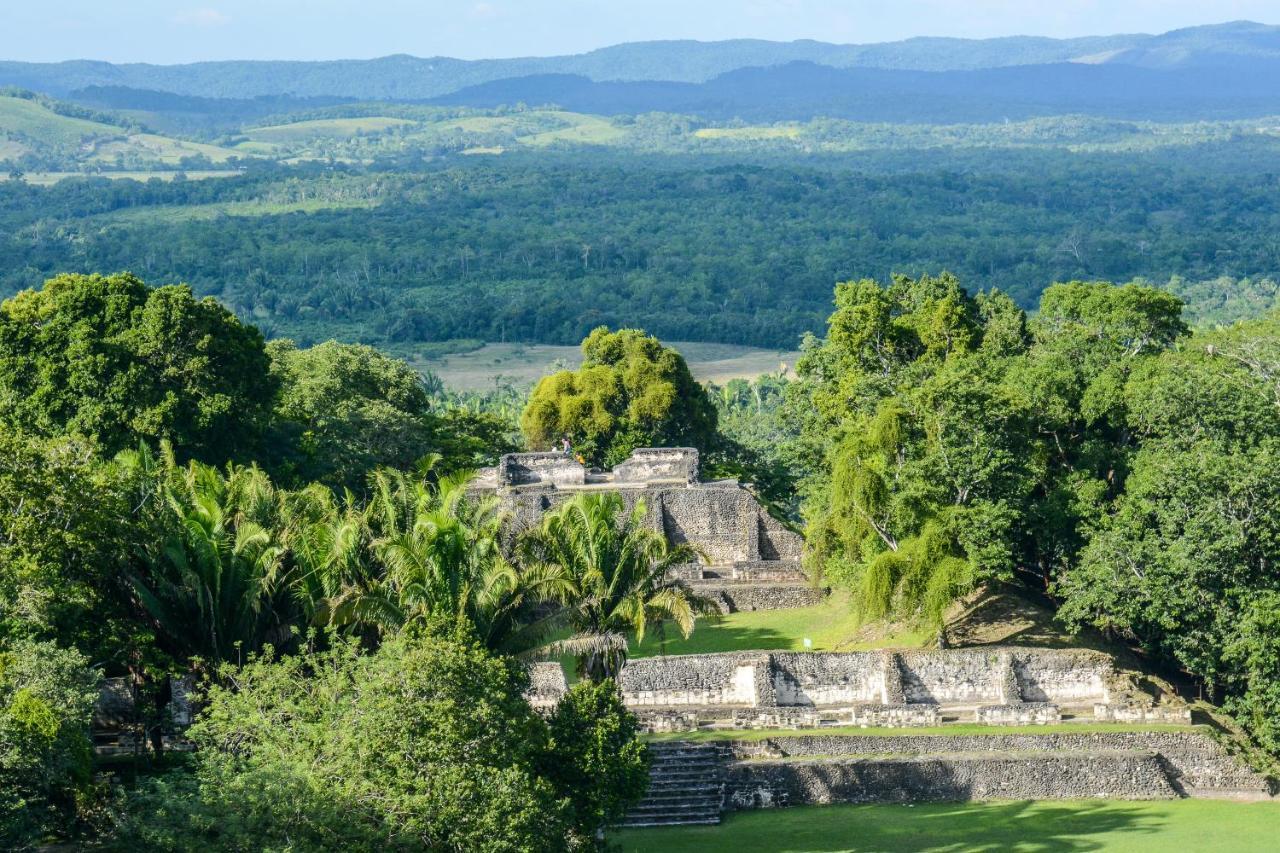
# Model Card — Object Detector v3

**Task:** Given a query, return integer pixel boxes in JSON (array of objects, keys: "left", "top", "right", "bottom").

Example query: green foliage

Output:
[
  {"left": 0, "top": 639, "right": 101, "bottom": 849},
  {"left": 542, "top": 680, "right": 650, "bottom": 842},
  {"left": 0, "top": 273, "right": 276, "bottom": 463},
  {"left": 799, "top": 274, "right": 1034, "bottom": 628},
  {"left": 520, "top": 492, "right": 718, "bottom": 681},
  {"left": 264, "top": 339, "right": 518, "bottom": 491},
  {"left": 127, "top": 448, "right": 294, "bottom": 666},
  {"left": 0, "top": 430, "right": 158, "bottom": 669},
  {"left": 522, "top": 327, "right": 718, "bottom": 466},
  {"left": 115, "top": 630, "right": 578, "bottom": 852}
]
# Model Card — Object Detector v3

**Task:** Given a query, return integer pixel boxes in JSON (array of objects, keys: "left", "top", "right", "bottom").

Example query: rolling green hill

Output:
[{"left": 0, "top": 93, "right": 241, "bottom": 169}]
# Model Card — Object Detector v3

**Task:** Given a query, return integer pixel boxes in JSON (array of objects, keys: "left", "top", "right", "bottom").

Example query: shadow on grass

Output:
[
  {"left": 616, "top": 800, "right": 1165, "bottom": 853},
  {"left": 629, "top": 625, "right": 793, "bottom": 658}
]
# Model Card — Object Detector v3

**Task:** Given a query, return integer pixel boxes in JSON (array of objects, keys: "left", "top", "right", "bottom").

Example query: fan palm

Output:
[
  {"left": 519, "top": 491, "right": 718, "bottom": 682},
  {"left": 330, "top": 468, "right": 573, "bottom": 651},
  {"left": 129, "top": 459, "right": 290, "bottom": 665}
]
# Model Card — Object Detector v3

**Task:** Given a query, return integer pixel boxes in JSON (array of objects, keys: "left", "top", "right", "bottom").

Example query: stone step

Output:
[{"left": 616, "top": 809, "right": 727, "bottom": 824}]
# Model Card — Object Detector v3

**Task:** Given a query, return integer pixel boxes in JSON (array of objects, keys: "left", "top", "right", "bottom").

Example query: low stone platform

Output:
[{"left": 638, "top": 730, "right": 1273, "bottom": 819}]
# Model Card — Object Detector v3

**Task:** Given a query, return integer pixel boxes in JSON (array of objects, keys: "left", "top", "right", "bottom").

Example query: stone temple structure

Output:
[{"left": 474, "top": 448, "right": 824, "bottom": 612}]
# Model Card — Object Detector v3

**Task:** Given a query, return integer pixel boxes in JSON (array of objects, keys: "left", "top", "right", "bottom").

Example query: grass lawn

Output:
[
  {"left": 629, "top": 594, "right": 926, "bottom": 659},
  {"left": 422, "top": 340, "right": 800, "bottom": 391},
  {"left": 612, "top": 799, "right": 1280, "bottom": 852}
]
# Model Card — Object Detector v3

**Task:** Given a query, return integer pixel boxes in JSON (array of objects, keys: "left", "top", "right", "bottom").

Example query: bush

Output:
[{"left": 0, "top": 639, "right": 101, "bottom": 849}]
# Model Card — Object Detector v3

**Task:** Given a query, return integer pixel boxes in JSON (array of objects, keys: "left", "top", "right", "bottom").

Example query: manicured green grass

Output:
[
  {"left": 628, "top": 595, "right": 925, "bottom": 659},
  {"left": 613, "top": 799, "right": 1280, "bottom": 852},
  {"left": 646, "top": 722, "right": 1205, "bottom": 743}
]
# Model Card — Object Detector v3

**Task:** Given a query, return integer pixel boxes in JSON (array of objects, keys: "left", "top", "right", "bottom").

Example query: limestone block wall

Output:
[
  {"left": 692, "top": 582, "right": 826, "bottom": 613},
  {"left": 727, "top": 731, "right": 1271, "bottom": 796},
  {"left": 620, "top": 653, "right": 774, "bottom": 707},
  {"left": 758, "top": 514, "right": 803, "bottom": 562},
  {"left": 527, "top": 662, "right": 569, "bottom": 710},
  {"left": 768, "top": 653, "right": 890, "bottom": 707},
  {"left": 498, "top": 453, "right": 585, "bottom": 487},
  {"left": 724, "top": 752, "right": 1177, "bottom": 808},
  {"left": 613, "top": 448, "right": 699, "bottom": 483},
  {"left": 614, "top": 648, "right": 1115, "bottom": 711},
  {"left": 1013, "top": 649, "right": 1116, "bottom": 703}
]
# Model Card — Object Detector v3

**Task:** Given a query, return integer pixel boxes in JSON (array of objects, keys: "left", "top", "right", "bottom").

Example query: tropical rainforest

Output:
[{"left": 5, "top": 19, "right": 1280, "bottom": 851}]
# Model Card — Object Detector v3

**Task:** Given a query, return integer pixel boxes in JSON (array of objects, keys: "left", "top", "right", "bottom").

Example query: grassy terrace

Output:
[
  {"left": 645, "top": 723, "right": 1205, "bottom": 743},
  {"left": 612, "top": 800, "right": 1280, "bottom": 852},
  {"left": 627, "top": 594, "right": 926, "bottom": 659}
]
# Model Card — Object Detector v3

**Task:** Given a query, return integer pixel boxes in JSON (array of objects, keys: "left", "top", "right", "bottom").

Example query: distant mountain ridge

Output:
[
  {"left": 2, "top": 21, "right": 1279, "bottom": 101},
  {"left": 425, "top": 60, "right": 1280, "bottom": 123}
]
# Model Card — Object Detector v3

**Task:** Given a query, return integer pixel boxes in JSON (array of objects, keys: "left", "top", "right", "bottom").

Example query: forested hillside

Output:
[{"left": 3, "top": 153, "right": 1280, "bottom": 348}]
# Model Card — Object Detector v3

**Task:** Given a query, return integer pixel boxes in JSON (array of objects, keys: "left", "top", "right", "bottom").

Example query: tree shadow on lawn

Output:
[
  {"left": 618, "top": 800, "right": 1164, "bottom": 853},
  {"left": 629, "top": 624, "right": 793, "bottom": 658}
]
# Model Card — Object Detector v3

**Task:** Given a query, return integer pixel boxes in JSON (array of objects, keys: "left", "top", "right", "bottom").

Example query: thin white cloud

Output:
[
  {"left": 171, "top": 8, "right": 231, "bottom": 28},
  {"left": 471, "top": 3, "right": 499, "bottom": 19}
]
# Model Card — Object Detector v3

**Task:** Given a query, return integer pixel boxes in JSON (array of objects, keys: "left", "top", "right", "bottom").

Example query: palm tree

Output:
[
  {"left": 129, "top": 458, "right": 290, "bottom": 666},
  {"left": 278, "top": 482, "right": 371, "bottom": 630},
  {"left": 519, "top": 492, "right": 718, "bottom": 682},
  {"left": 322, "top": 468, "right": 572, "bottom": 652}
]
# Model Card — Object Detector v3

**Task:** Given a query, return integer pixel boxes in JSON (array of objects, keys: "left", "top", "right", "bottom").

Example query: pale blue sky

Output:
[{"left": 5, "top": 1, "right": 1278, "bottom": 64}]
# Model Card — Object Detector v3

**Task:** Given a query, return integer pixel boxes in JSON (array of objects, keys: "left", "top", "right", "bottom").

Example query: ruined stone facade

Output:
[
  {"left": 475, "top": 448, "right": 814, "bottom": 611},
  {"left": 612, "top": 647, "right": 1127, "bottom": 725}
]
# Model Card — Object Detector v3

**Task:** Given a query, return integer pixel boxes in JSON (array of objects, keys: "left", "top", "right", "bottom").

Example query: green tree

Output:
[
  {"left": 0, "top": 273, "right": 276, "bottom": 463},
  {"left": 115, "top": 629, "right": 576, "bottom": 852},
  {"left": 0, "top": 431, "right": 156, "bottom": 671},
  {"left": 267, "top": 340, "right": 446, "bottom": 491},
  {"left": 0, "top": 639, "right": 101, "bottom": 849},
  {"left": 294, "top": 468, "right": 568, "bottom": 653},
  {"left": 521, "top": 327, "right": 717, "bottom": 467},
  {"left": 521, "top": 492, "right": 716, "bottom": 681},
  {"left": 127, "top": 450, "right": 293, "bottom": 667},
  {"left": 541, "top": 679, "right": 649, "bottom": 842}
]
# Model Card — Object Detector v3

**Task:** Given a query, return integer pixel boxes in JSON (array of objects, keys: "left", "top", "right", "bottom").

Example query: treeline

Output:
[
  {"left": 2, "top": 273, "right": 715, "bottom": 849},
  {"left": 789, "top": 273, "right": 1280, "bottom": 754},
  {"left": 5, "top": 157, "right": 1280, "bottom": 348}
]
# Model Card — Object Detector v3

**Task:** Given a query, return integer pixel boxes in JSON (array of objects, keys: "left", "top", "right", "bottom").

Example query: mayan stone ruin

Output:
[
  {"left": 474, "top": 447, "right": 823, "bottom": 612},
  {"left": 504, "top": 447, "right": 1272, "bottom": 828}
]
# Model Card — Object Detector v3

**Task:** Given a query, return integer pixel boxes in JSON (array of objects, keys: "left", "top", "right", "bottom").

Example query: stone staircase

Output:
[{"left": 620, "top": 741, "right": 727, "bottom": 828}]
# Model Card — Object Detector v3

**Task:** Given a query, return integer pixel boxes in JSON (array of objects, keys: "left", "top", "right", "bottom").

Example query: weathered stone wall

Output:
[
  {"left": 498, "top": 453, "right": 584, "bottom": 487},
  {"left": 481, "top": 449, "right": 805, "bottom": 580},
  {"left": 620, "top": 653, "right": 774, "bottom": 707},
  {"left": 724, "top": 751, "right": 1177, "bottom": 808},
  {"left": 693, "top": 582, "right": 826, "bottom": 613},
  {"left": 769, "top": 652, "right": 889, "bottom": 706},
  {"left": 975, "top": 702, "right": 1061, "bottom": 725},
  {"left": 613, "top": 448, "right": 699, "bottom": 483},
  {"left": 615, "top": 648, "right": 1115, "bottom": 712},
  {"left": 758, "top": 514, "right": 803, "bottom": 562},
  {"left": 526, "top": 662, "right": 569, "bottom": 710},
  {"left": 726, "top": 731, "right": 1261, "bottom": 791}
]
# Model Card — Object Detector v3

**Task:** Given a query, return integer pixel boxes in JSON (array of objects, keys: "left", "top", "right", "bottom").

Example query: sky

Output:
[{"left": 4, "top": 1, "right": 1278, "bottom": 64}]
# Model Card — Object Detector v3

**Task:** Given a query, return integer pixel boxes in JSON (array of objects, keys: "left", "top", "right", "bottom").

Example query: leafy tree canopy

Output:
[
  {"left": 0, "top": 273, "right": 275, "bottom": 463},
  {"left": 521, "top": 327, "right": 718, "bottom": 467}
]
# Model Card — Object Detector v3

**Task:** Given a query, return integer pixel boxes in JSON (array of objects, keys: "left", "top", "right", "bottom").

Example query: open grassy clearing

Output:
[
  {"left": 244, "top": 116, "right": 417, "bottom": 143},
  {"left": 627, "top": 593, "right": 926, "bottom": 660},
  {"left": 0, "top": 95, "right": 120, "bottom": 146},
  {"left": 695, "top": 125, "right": 803, "bottom": 140},
  {"left": 612, "top": 799, "right": 1280, "bottom": 852},
  {"left": 518, "top": 111, "right": 626, "bottom": 146},
  {"left": 3, "top": 170, "right": 243, "bottom": 185},
  {"left": 88, "top": 132, "right": 239, "bottom": 165},
  {"left": 419, "top": 341, "right": 799, "bottom": 390}
]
